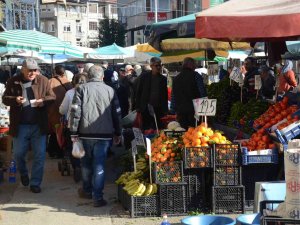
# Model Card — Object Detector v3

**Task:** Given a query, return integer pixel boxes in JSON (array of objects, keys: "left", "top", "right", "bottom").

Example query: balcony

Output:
[{"left": 75, "top": 31, "right": 85, "bottom": 38}]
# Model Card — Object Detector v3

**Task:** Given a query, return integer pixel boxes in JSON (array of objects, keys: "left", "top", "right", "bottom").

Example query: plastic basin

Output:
[
  {"left": 181, "top": 215, "right": 235, "bottom": 225},
  {"left": 236, "top": 213, "right": 261, "bottom": 225}
]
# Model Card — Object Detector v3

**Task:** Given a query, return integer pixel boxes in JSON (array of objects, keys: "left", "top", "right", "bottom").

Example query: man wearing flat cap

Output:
[{"left": 2, "top": 58, "right": 56, "bottom": 193}]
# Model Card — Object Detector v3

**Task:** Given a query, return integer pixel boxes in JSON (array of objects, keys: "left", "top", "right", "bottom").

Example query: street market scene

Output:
[{"left": 0, "top": 0, "right": 300, "bottom": 224}]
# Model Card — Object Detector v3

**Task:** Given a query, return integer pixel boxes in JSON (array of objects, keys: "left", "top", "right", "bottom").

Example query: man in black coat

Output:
[{"left": 135, "top": 57, "right": 168, "bottom": 130}]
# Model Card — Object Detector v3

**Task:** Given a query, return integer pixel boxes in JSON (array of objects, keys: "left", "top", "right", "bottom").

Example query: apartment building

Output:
[
  {"left": 1, "top": 0, "right": 39, "bottom": 30},
  {"left": 40, "top": 0, "right": 117, "bottom": 47},
  {"left": 117, "top": 0, "right": 225, "bottom": 46}
]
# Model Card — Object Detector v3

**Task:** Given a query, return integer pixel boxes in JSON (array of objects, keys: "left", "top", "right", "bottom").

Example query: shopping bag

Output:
[
  {"left": 72, "top": 139, "right": 85, "bottom": 159},
  {"left": 133, "top": 112, "right": 142, "bottom": 128},
  {"left": 55, "top": 123, "right": 66, "bottom": 149}
]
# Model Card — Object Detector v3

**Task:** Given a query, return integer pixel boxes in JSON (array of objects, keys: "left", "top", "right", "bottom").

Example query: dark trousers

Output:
[
  {"left": 177, "top": 112, "right": 196, "bottom": 130},
  {"left": 141, "top": 107, "right": 164, "bottom": 130}
]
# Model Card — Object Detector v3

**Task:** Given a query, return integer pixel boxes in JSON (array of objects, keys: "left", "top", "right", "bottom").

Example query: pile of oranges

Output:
[
  {"left": 147, "top": 131, "right": 183, "bottom": 163},
  {"left": 182, "top": 123, "right": 230, "bottom": 148}
]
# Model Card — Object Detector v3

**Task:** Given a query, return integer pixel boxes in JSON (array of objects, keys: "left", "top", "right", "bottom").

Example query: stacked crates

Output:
[{"left": 212, "top": 144, "right": 245, "bottom": 214}]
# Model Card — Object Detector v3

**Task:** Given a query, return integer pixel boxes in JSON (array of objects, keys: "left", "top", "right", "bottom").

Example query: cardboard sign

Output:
[
  {"left": 229, "top": 66, "right": 241, "bottom": 83},
  {"left": 255, "top": 75, "right": 262, "bottom": 90},
  {"left": 131, "top": 140, "right": 138, "bottom": 155},
  {"left": 193, "top": 98, "right": 217, "bottom": 116},
  {"left": 239, "top": 73, "right": 244, "bottom": 87},
  {"left": 146, "top": 138, "right": 151, "bottom": 156},
  {"left": 132, "top": 128, "right": 145, "bottom": 146}
]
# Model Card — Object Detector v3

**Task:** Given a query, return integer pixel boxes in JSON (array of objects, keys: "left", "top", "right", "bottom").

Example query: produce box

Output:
[
  {"left": 153, "top": 161, "right": 183, "bottom": 184},
  {"left": 274, "top": 121, "right": 300, "bottom": 146},
  {"left": 213, "top": 144, "right": 241, "bottom": 166},
  {"left": 213, "top": 166, "right": 242, "bottom": 186},
  {"left": 242, "top": 147, "right": 278, "bottom": 165},
  {"left": 159, "top": 183, "right": 187, "bottom": 216},
  {"left": 184, "top": 175, "right": 203, "bottom": 211},
  {"left": 164, "top": 130, "right": 185, "bottom": 138},
  {"left": 183, "top": 146, "right": 212, "bottom": 169},
  {"left": 212, "top": 185, "right": 245, "bottom": 214}
]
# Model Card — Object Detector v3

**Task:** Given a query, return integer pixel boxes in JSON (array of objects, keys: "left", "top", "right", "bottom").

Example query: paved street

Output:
[{"left": 0, "top": 147, "right": 187, "bottom": 225}]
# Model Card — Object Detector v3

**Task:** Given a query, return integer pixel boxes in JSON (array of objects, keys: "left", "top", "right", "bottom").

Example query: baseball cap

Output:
[
  {"left": 22, "top": 58, "right": 40, "bottom": 70},
  {"left": 125, "top": 65, "right": 134, "bottom": 71}
]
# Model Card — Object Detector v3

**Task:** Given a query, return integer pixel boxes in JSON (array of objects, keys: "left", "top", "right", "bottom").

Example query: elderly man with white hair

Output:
[{"left": 69, "top": 65, "right": 121, "bottom": 207}]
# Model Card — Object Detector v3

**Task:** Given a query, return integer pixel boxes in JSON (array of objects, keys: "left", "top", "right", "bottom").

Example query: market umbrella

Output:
[
  {"left": 195, "top": 0, "right": 300, "bottom": 42},
  {"left": 148, "top": 13, "right": 196, "bottom": 50},
  {"left": 87, "top": 43, "right": 131, "bottom": 59},
  {"left": 123, "top": 45, "right": 161, "bottom": 64}
]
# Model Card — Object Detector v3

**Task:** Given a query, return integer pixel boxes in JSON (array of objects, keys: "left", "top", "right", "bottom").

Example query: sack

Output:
[
  {"left": 55, "top": 123, "right": 66, "bottom": 149},
  {"left": 72, "top": 139, "right": 85, "bottom": 159},
  {"left": 133, "top": 112, "right": 142, "bottom": 128}
]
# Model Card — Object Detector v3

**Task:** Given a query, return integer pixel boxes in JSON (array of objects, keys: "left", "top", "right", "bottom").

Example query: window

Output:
[
  {"left": 48, "top": 21, "right": 55, "bottom": 32},
  {"left": 76, "top": 23, "right": 82, "bottom": 33},
  {"left": 89, "top": 21, "right": 97, "bottom": 31},
  {"left": 88, "top": 3, "right": 97, "bottom": 13},
  {"left": 80, "top": 6, "right": 86, "bottom": 13},
  {"left": 76, "top": 41, "right": 83, "bottom": 47},
  {"left": 63, "top": 23, "right": 71, "bottom": 32},
  {"left": 40, "top": 22, "right": 45, "bottom": 32}
]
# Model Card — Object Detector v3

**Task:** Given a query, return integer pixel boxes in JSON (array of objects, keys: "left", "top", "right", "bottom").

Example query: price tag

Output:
[
  {"left": 229, "top": 66, "right": 241, "bottom": 83},
  {"left": 239, "top": 73, "right": 244, "bottom": 87},
  {"left": 132, "top": 128, "right": 145, "bottom": 146},
  {"left": 131, "top": 140, "right": 138, "bottom": 155},
  {"left": 146, "top": 138, "right": 151, "bottom": 156},
  {"left": 254, "top": 75, "right": 262, "bottom": 90},
  {"left": 192, "top": 98, "right": 217, "bottom": 116}
]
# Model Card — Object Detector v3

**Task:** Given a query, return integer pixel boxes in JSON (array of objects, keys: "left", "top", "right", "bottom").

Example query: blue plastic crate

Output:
[
  {"left": 274, "top": 123, "right": 300, "bottom": 145},
  {"left": 242, "top": 148, "right": 278, "bottom": 165}
]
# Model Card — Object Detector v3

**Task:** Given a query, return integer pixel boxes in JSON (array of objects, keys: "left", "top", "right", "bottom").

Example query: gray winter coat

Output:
[{"left": 69, "top": 78, "right": 121, "bottom": 138}]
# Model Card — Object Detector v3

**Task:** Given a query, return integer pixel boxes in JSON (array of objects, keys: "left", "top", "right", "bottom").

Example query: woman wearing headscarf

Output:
[{"left": 278, "top": 60, "right": 297, "bottom": 95}]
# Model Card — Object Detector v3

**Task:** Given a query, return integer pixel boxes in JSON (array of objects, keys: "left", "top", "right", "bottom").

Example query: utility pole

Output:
[{"left": 154, "top": 0, "right": 158, "bottom": 23}]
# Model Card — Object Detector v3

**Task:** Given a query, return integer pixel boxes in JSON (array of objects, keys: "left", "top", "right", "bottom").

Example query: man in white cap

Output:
[{"left": 2, "top": 58, "right": 56, "bottom": 193}]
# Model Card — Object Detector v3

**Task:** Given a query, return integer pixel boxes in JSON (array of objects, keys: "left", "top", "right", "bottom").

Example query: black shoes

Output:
[
  {"left": 93, "top": 199, "right": 107, "bottom": 207},
  {"left": 20, "top": 175, "right": 29, "bottom": 186},
  {"left": 78, "top": 188, "right": 92, "bottom": 199},
  {"left": 30, "top": 186, "right": 41, "bottom": 193}
]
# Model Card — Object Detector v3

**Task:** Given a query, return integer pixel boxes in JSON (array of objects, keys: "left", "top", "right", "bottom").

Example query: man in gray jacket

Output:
[{"left": 69, "top": 65, "right": 121, "bottom": 207}]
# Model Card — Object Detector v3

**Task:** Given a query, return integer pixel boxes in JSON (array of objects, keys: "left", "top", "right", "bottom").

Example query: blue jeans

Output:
[
  {"left": 80, "top": 139, "right": 110, "bottom": 201},
  {"left": 13, "top": 124, "right": 47, "bottom": 187}
]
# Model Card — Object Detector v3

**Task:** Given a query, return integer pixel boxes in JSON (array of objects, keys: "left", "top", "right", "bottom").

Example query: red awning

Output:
[{"left": 195, "top": 0, "right": 300, "bottom": 42}]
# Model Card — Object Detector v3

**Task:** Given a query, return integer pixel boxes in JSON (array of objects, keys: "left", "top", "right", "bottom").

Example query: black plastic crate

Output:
[
  {"left": 245, "top": 200, "right": 254, "bottom": 212},
  {"left": 117, "top": 185, "right": 130, "bottom": 210},
  {"left": 213, "top": 144, "right": 241, "bottom": 166},
  {"left": 263, "top": 217, "right": 300, "bottom": 225},
  {"left": 129, "top": 195, "right": 159, "bottom": 217},
  {"left": 212, "top": 185, "right": 245, "bottom": 214},
  {"left": 184, "top": 175, "right": 203, "bottom": 210},
  {"left": 213, "top": 166, "right": 242, "bottom": 186},
  {"left": 184, "top": 147, "right": 212, "bottom": 169},
  {"left": 159, "top": 183, "right": 187, "bottom": 216},
  {"left": 153, "top": 161, "right": 183, "bottom": 184}
]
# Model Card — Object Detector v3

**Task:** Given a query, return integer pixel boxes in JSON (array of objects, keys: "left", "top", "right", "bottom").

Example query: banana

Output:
[
  {"left": 137, "top": 184, "right": 147, "bottom": 196},
  {"left": 137, "top": 158, "right": 146, "bottom": 162},
  {"left": 143, "top": 184, "right": 153, "bottom": 196},
  {"left": 133, "top": 183, "right": 145, "bottom": 195},
  {"left": 150, "top": 183, "right": 157, "bottom": 195}
]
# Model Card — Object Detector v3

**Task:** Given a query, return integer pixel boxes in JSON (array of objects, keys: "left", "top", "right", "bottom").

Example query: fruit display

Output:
[
  {"left": 148, "top": 131, "right": 183, "bottom": 163},
  {"left": 154, "top": 161, "right": 183, "bottom": 183},
  {"left": 184, "top": 146, "right": 211, "bottom": 168},
  {"left": 241, "top": 128, "right": 276, "bottom": 151},
  {"left": 253, "top": 97, "right": 298, "bottom": 130},
  {"left": 276, "top": 114, "right": 299, "bottom": 131},
  {"left": 182, "top": 123, "right": 230, "bottom": 148}
]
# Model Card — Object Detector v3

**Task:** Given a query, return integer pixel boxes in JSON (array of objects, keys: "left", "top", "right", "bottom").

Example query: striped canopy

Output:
[
  {"left": 0, "top": 30, "right": 83, "bottom": 58},
  {"left": 87, "top": 43, "right": 131, "bottom": 59}
]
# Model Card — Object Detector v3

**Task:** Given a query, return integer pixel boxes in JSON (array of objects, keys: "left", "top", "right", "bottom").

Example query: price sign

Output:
[
  {"left": 131, "top": 140, "right": 138, "bottom": 155},
  {"left": 146, "top": 138, "right": 151, "bottom": 156},
  {"left": 239, "top": 73, "right": 244, "bottom": 87},
  {"left": 193, "top": 98, "right": 217, "bottom": 116},
  {"left": 132, "top": 128, "right": 145, "bottom": 146},
  {"left": 229, "top": 66, "right": 241, "bottom": 83},
  {"left": 254, "top": 75, "right": 262, "bottom": 90}
]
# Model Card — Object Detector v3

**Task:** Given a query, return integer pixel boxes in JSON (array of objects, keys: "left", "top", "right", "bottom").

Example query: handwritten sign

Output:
[
  {"left": 229, "top": 66, "right": 241, "bottom": 83},
  {"left": 146, "top": 138, "right": 151, "bottom": 156},
  {"left": 132, "top": 128, "right": 145, "bottom": 146},
  {"left": 131, "top": 140, "right": 138, "bottom": 155},
  {"left": 193, "top": 98, "right": 217, "bottom": 116},
  {"left": 254, "top": 75, "right": 262, "bottom": 90},
  {"left": 239, "top": 73, "right": 244, "bottom": 87}
]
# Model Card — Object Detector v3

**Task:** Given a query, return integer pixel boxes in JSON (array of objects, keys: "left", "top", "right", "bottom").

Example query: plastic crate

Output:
[
  {"left": 212, "top": 185, "right": 245, "bottom": 214},
  {"left": 213, "top": 144, "right": 241, "bottom": 166},
  {"left": 184, "top": 147, "right": 212, "bottom": 169},
  {"left": 159, "top": 183, "right": 187, "bottom": 216},
  {"left": 242, "top": 148, "right": 278, "bottom": 165},
  {"left": 164, "top": 130, "right": 185, "bottom": 138},
  {"left": 117, "top": 185, "right": 130, "bottom": 210},
  {"left": 153, "top": 161, "right": 183, "bottom": 184},
  {"left": 213, "top": 166, "right": 242, "bottom": 186},
  {"left": 129, "top": 194, "right": 159, "bottom": 217},
  {"left": 184, "top": 175, "right": 203, "bottom": 210},
  {"left": 274, "top": 123, "right": 300, "bottom": 145},
  {"left": 245, "top": 199, "right": 254, "bottom": 212}
]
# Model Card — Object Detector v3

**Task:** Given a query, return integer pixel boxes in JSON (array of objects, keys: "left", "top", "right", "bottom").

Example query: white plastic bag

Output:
[{"left": 72, "top": 140, "right": 85, "bottom": 158}]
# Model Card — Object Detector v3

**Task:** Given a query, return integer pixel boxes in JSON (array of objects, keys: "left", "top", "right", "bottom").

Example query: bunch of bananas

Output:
[
  {"left": 136, "top": 158, "right": 147, "bottom": 171},
  {"left": 115, "top": 171, "right": 143, "bottom": 185},
  {"left": 124, "top": 180, "right": 158, "bottom": 196}
]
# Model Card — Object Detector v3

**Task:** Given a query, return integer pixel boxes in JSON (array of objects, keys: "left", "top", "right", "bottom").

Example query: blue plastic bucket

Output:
[
  {"left": 181, "top": 215, "right": 235, "bottom": 225},
  {"left": 236, "top": 213, "right": 261, "bottom": 225}
]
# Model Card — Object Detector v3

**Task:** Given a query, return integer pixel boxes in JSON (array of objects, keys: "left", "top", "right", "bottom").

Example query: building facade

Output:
[
  {"left": 117, "top": 0, "right": 225, "bottom": 46},
  {"left": 40, "top": 0, "right": 117, "bottom": 47}
]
